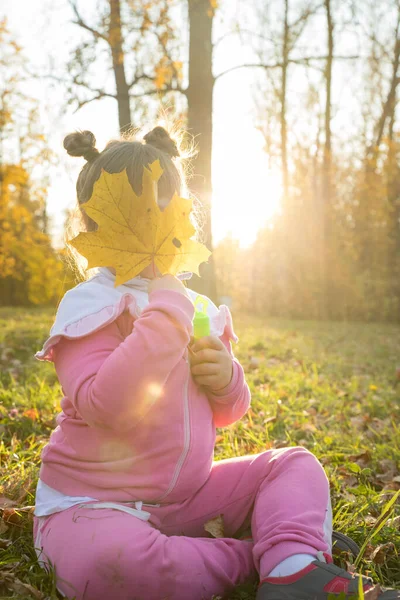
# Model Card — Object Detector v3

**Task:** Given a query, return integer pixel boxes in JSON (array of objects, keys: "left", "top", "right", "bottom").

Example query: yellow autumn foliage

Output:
[{"left": 0, "top": 164, "right": 66, "bottom": 306}]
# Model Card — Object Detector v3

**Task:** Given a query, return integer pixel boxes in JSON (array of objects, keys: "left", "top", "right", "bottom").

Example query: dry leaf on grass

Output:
[
  {"left": 2, "top": 508, "right": 21, "bottom": 525},
  {"left": 386, "top": 515, "right": 400, "bottom": 528},
  {"left": 0, "top": 537, "right": 12, "bottom": 549},
  {"left": 204, "top": 515, "right": 225, "bottom": 538},
  {"left": 376, "top": 459, "right": 397, "bottom": 483},
  {"left": 345, "top": 561, "right": 357, "bottom": 573},
  {"left": 0, "top": 520, "right": 8, "bottom": 535},
  {"left": 370, "top": 543, "right": 395, "bottom": 565},
  {"left": 363, "top": 544, "right": 376, "bottom": 560},
  {"left": 247, "top": 357, "right": 260, "bottom": 371},
  {"left": 22, "top": 407, "right": 39, "bottom": 420},
  {"left": 5, "top": 578, "right": 44, "bottom": 599},
  {"left": 1, "top": 505, "right": 34, "bottom": 525},
  {"left": 302, "top": 422, "right": 317, "bottom": 433},
  {"left": 350, "top": 415, "right": 369, "bottom": 430},
  {"left": 348, "top": 451, "right": 372, "bottom": 468},
  {"left": 0, "top": 573, "right": 45, "bottom": 599},
  {"left": 0, "top": 496, "right": 17, "bottom": 508}
]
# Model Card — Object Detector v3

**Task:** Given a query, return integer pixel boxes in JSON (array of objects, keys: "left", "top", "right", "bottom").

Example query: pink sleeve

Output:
[
  {"left": 53, "top": 290, "right": 194, "bottom": 432},
  {"left": 206, "top": 329, "right": 251, "bottom": 428}
]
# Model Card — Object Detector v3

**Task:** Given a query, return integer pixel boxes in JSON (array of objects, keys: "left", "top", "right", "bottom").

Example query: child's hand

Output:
[
  {"left": 148, "top": 274, "right": 189, "bottom": 298},
  {"left": 189, "top": 336, "right": 233, "bottom": 391}
]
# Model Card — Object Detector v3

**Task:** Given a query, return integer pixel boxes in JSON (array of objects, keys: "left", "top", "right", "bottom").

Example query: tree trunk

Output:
[
  {"left": 367, "top": 17, "right": 400, "bottom": 162},
  {"left": 374, "top": 41, "right": 400, "bottom": 152},
  {"left": 385, "top": 21, "right": 400, "bottom": 317},
  {"left": 186, "top": 0, "right": 217, "bottom": 302},
  {"left": 281, "top": 0, "right": 290, "bottom": 206},
  {"left": 365, "top": 18, "right": 400, "bottom": 259},
  {"left": 322, "top": 0, "right": 334, "bottom": 319},
  {"left": 276, "top": 0, "right": 290, "bottom": 315},
  {"left": 109, "top": 0, "right": 131, "bottom": 133}
]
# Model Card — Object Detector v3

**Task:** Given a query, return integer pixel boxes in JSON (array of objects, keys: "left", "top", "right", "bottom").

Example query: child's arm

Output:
[
  {"left": 53, "top": 284, "right": 194, "bottom": 432},
  {"left": 190, "top": 333, "right": 251, "bottom": 427}
]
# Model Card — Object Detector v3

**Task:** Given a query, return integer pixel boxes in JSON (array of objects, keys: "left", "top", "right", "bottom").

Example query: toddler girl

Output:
[{"left": 33, "top": 127, "right": 398, "bottom": 600}]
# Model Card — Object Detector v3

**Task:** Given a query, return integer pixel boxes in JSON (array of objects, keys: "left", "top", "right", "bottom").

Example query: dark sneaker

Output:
[
  {"left": 332, "top": 531, "right": 360, "bottom": 557},
  {"left": 256, "top": 552, "right": 400, "bottom": 599}
]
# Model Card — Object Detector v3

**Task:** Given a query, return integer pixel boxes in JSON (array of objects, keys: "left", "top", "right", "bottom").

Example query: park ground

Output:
[{"left": 0, "top": 307, "right": 399, "bottom": 599}]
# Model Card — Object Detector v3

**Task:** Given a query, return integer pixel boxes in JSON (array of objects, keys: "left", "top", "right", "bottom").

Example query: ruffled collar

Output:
[
  {"left": 96, "top": 267, "right": 151, "bottom": 292},
  {"left": 35, "top": 268, "right": 236, "bottom": 363},
  {"left": 95, "top": 267, "right": 192, "bottom": 292}
]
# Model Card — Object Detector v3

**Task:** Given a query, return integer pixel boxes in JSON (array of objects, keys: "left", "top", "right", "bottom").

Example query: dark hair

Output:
[{"left": 63, "top": 126, "right": 191, "bottom": 279}]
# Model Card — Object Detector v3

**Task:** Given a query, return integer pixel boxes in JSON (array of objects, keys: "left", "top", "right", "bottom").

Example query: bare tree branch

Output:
[
  {"left": 127, "top": 73, "right": 154, "bottom": 89},
  {"left": 215, "top": 55, "right": 359, "bottom": 81},
  {"left": 289, "top": 3, "right": 319, "bottom": 51},
  {"left": 130, "top": 84, "right": 186, "bottom": 98},
  {"left": 69, "top": 0, "right": 109, "bottom": 43},
  {"left": 214, "top": 63, "right": 281, "bottom": 81},
  {"left": 42, "top": 72, "right": 116, "bottom": 100},
  {"left": 73, "top": 92, "right": 114, "bottom": 112}
]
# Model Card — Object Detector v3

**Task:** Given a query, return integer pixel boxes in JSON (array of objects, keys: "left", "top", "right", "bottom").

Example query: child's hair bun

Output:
[
  {"left": 143, "top": 126, "right": 179, "bottom": 158},
  {"left": 63, "top": 130, "right": 100, "bottom": 162}
]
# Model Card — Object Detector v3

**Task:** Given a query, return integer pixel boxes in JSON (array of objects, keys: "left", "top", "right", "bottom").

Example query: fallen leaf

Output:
[
  {"left": 348, "top": 451, "right": 372, "bottom": 468},
  {"left": 386, "top": 515, "right": 400, "bottom": 528},
  {"left": 345, "top": 561, "right": 357, "bottom": 573},
  {"left": 2, "top": 508, "right": 24, "bottom": 525},
  {"left": 363, "top": 543, "right": 376, "bottom": 559},
  {"left": 0, "top": 497, "right": 17, "bottom": 508},
  {"left": 370, "top": 418, "right": 391, "bottom": 434},
  {"left": 274, "top": 440, "right": 289, "bottom": 449},
  {"left": 376, "top": 459, "right": 397, "bottom": 483},
  {"left": 266, "top": 358, "right": 281, "bottom": 367},
  {"left": 0, "top": 520, "right": 8, "bottom": 534},
  {"left": 0, "top": 573, "right": 45, "bottom": 599},
  {"left": 370, "top": 543, "right": 395, "bottom": 565},
  {"left": 302, "top": 422, "right": 317, "bottom": 433},
  {"left": 341, "top": 490, "right": 357, "bottom": 502},
  {"left": 0, "top": 561, "right": 19, "bottom": 572},
  {"left": 350, "top": 415, "right": 369, "bottom": 430},
  {"left": 247, "top": 357, "right": 260, "bottom": 371},
  {"left": 68, "top": 162, "right": 211, "bottom": 286},
  {"left": 0, "top": 537, "right": 12, "bottom": 549},
  {"left": 22, "top": 407, "right": 39, "bottom": 421},
  {"left": 204, "top": 515, "right": 225, "bottom": 538},
  {"left": 337, "top": 468, "right": 358, "bottom": 488}
]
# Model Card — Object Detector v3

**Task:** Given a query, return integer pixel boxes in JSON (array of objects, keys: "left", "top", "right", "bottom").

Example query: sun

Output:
[{"left": 212, "top": 126, "right": 282, "bottom": 247}]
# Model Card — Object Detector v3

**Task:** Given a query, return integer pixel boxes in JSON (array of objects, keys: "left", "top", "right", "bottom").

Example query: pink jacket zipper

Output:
[{"left": 155, "top": 357, "right": 191, "bottom": 502}]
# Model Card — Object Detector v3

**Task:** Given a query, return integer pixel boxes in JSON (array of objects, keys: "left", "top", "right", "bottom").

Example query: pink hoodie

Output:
[{"left": 38, "top": 289, "right": 250, "bottom": 504}]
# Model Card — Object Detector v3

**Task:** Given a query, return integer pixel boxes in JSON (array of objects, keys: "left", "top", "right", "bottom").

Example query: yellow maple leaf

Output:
[
  {"left": 204, "top": 515, "right": 225, "bottom": 538},
  {"left": 68, "top": 160, "right": 211, "bottom": 287}
]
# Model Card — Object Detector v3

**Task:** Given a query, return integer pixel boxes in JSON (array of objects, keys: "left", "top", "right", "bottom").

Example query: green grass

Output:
[{"left": 0, "top": 308, "right": 400, "bottom": 599}]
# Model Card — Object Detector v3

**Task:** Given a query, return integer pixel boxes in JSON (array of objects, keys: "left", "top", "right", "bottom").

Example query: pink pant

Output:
[{"left": 33, "top": 448, "right": 332, "bottom": 600}]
